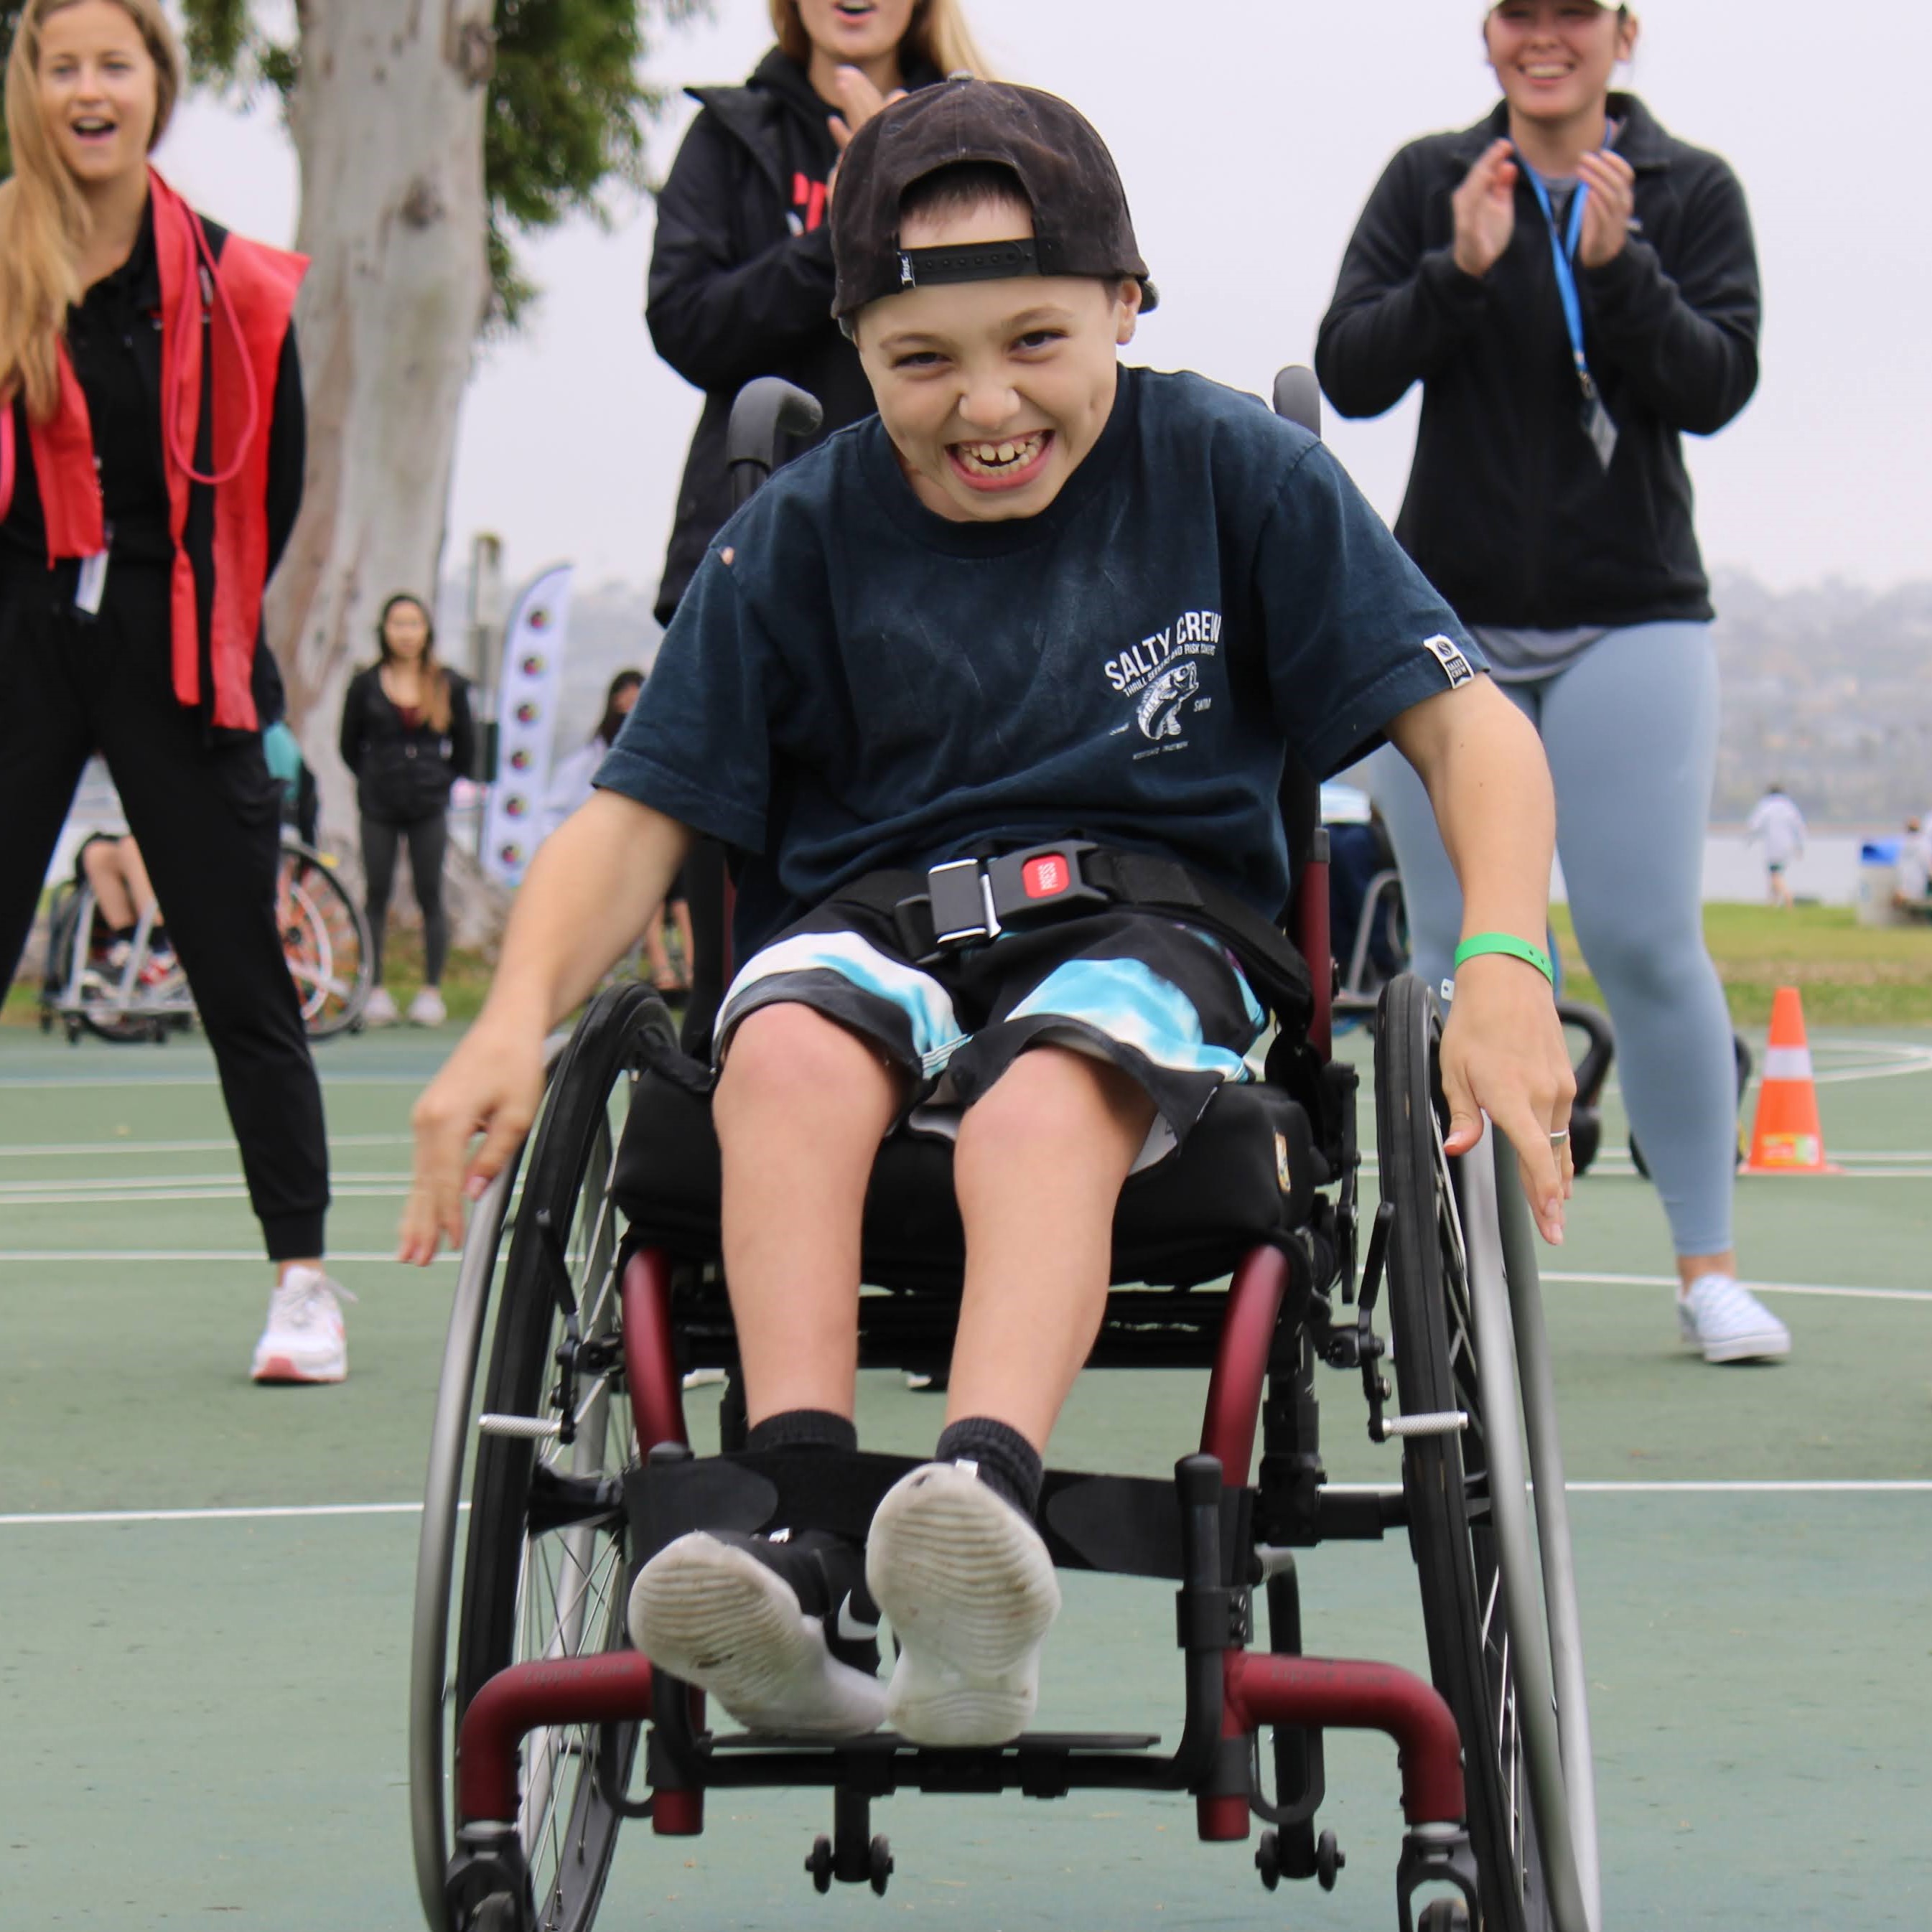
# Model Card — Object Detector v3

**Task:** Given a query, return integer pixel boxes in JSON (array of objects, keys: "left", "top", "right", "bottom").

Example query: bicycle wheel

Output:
[
  {"left": 1375, "top": 974, "right": 1551, "bottom": 1932},
  {"left": 277, "top": 840, "right": 373, "bottom": 1040},
  {"left": 449, "top": 984, "right": 675, "bottom": 1932}
]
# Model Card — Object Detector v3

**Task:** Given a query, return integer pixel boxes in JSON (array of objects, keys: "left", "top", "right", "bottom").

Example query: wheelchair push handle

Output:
[
  {"left": 1271, "top": 366, "right": 1322, "bottom": 439},
  {"left": 727, "top": 377, "right": 826, "bottom": 510}
]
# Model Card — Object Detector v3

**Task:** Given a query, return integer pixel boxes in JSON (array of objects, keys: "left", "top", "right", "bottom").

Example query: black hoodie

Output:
[
  {"left": 1315, "top": 95, "right": 1760, "bottom": 630},
  {"left": 647, "top": 49, "right": 942, "bottom": 623}
]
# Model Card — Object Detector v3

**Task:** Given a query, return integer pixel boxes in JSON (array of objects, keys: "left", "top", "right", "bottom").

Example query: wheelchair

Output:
[
  {"left": 408, "top": 375, "right": 1602, "bottom": 1932},
  {"left": 38, "top": 835, "right": 373, "bottom": 1042}
]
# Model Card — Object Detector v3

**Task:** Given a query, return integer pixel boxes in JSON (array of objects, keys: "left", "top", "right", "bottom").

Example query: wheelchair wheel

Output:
[
  {"left": 1376, "top": 976, "right": 1582, "bottom": 1932},
  {"left": 276, "top": 840, "right": 373, "bottom": 1040},
  {"left": 444, "top": 984, "right": 673, "bottom": 1932}
]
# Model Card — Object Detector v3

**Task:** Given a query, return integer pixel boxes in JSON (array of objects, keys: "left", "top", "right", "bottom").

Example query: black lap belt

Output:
[{"left": 837, "top": 840, "right": 1312, "bottom": 1032}]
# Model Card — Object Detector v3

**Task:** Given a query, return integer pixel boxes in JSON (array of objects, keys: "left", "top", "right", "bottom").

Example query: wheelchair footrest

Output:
[
  {"left": 709, "top": 1729, "right": 1161, "bottom": 1754},
  {"left": 625, "top": 1447, "right": 1252, "bottom": 1584}
]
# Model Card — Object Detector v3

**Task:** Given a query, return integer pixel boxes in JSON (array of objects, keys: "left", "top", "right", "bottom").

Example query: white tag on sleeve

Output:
[{"left": 1421, "top": 633, "right": 1475, "bottom": 689}]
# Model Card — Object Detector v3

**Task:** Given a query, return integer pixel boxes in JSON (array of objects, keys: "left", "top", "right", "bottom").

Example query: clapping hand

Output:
[
  {"left": 1576, "top": 150, "right": 1636, "bottom": 267},
  {"left": 825, "top": 65, "right": 906, "bottom": 205},
  {"left": 1452, "top": 139, "right": 1519, "bottom": 279}
]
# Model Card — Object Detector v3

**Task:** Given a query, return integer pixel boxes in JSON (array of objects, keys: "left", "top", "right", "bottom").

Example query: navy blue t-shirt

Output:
[{"left": 599, "top": 365, "right": 1482, "bottom": 955}]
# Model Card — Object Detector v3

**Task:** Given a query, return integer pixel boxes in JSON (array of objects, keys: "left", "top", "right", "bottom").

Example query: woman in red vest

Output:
[{"left": 0, "top": 0, "right": 346, "bottom": 1383}]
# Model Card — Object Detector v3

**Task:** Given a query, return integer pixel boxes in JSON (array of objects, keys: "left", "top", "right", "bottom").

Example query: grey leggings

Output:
[
  {"left": 1366, "top": 621, "right": 1735, "bottom": 1256},
  {"left": 360, "top": 812, "right": 449, "bottom": 989}
]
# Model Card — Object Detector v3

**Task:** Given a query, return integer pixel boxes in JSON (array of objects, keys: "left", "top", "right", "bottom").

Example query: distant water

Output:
[{"left": 1554, "top": 829, "right": 1893, "bottom": 907}]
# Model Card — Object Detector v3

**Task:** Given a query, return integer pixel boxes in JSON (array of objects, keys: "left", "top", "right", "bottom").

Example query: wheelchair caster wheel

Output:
[
  {"left": 1315, "top": 1828, "right": 1345, "bottom": 1892},
  {"left": 1255, "top": 1829, "right": 1282, "bottom": 1892},
  {"left": 1568, "top": 1103, "right": 1600, "bottom": 1176},
  {"left": 806, "top": 1835, "right": 834, "bottom": 1895},
  {"left": 1417, "top": 1899, "right": 1469, "bottom": 1932},
  {"left": 869, "top": 1834, "right": 894, "bottom": 1896}
]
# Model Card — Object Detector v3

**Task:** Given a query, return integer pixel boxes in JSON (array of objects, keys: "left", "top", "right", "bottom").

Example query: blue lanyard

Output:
[{"left": 1518, "top": 157, "right": 1597, "bottom": 402}]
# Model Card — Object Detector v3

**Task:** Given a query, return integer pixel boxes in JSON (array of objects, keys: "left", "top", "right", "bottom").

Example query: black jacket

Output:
[
  {"left": 1316, "top": 96, "right": 1759, "bottom": 630},
  {"left": 339, "top": 665, "right": 476, "bottom": 823},
  {"left": 647, "top": 49, "right": 941, "bottom": 622}
]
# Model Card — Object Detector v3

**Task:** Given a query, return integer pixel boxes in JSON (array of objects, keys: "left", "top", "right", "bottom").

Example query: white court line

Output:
[
  {"left": 0, "top": 1134, "right": 411, "bottom": 1159},
  {"left": 1544, "top": 1269, "right": 1932, "bottom": 1305},
  {"left": 5, "top": 1486, "right": 1928, "bottom": 1529},
  {"left": 0, "top": 1073, "right": 429, "bottom": 1090},
  {"left": 1564, "top": 1481, "right": 1932, "bottom": 1494},
  {"left": 0, "top": 1185, "right": 409, "bottom": 1206},
  {"left": 0, "top": 1249, "right": 449, "bottom": 1263},
  {"left": 0, "top": 1170, "right": 403, "bottom": 1195},
  {"left": 0, "top": 1502, "right": 440, "bottom": 1527}
]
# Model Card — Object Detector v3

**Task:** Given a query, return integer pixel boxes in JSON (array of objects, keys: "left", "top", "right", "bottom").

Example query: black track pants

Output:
[
  {"left": 360, "top": 811, "right": 450, "bottom": 987},
  {"left": 0, "top": 559, "right": 330, "bottom": 1261}
]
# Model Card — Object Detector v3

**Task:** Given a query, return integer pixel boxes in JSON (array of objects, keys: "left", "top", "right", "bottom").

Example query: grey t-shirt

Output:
[{"left": 1471, "top": 625, "right": 1609, "bottom": 684}]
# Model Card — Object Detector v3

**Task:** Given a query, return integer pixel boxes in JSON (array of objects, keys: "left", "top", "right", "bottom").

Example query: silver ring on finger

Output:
[{"left": 1549, "top": 1129, "right": 1571, "bottom": 1145}]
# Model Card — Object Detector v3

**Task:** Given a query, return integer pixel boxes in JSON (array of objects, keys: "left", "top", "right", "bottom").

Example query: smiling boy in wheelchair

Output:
[{"left": 405, "top": 81, "right": 1573, "bottom": 1755}]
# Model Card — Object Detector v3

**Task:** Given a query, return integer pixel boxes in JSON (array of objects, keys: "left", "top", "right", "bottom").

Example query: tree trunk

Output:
[{"left": 266, "top": 0, "right": 495, "bottom": 879}]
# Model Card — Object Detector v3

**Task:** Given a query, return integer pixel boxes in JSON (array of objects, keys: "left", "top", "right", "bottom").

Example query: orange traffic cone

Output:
[{"left": 1745, "top": 987, "right": 1841, "bottom": 1175}]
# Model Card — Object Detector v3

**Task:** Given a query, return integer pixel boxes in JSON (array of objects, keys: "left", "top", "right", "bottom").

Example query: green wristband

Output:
[{"left": 1454, "top": 932, "right": 1555, "bottom": 985}]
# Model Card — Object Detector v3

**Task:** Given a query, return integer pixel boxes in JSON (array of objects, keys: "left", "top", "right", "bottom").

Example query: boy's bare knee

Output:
[
  {"left": 716, "top": 1002, "right": 899, "bottom": 1126},
  {"left": 963, "top": 1044, "right": 1152, "bottom": 1159}
]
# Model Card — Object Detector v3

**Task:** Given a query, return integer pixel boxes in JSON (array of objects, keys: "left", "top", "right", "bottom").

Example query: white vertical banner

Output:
[{"left": 480, "top": 562, "right": 574, "bottom": 886}]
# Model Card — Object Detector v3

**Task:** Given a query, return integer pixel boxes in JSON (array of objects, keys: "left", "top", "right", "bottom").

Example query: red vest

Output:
[{"left": 0, "top": 169, "right": 307, "bottom": 729}]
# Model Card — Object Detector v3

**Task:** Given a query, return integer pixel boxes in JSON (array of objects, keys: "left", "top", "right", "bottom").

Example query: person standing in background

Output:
[
  {"left": 340, "top": 592, "right": 475, "bottom": 1027},
  {"left": 544, "top": 667, "right": 694, "bottom": 993},
  {"left": 0, "top": 0, "right": 345, "bottom": 1385},
  {"left": 1317, "top": 0, "right": 1786, "bottom": 1364},
  {"left": 1745, "top": 783, "right": 1805, "bottom": 908},
  {"left": 646, "top": 0, "right": 988, "bottom": 1047}
]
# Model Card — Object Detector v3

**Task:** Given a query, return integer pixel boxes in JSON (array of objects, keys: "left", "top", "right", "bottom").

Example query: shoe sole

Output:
[
  {"left": 1697, "top": 1332, "right": 1791, "bottom": 1364},
  {"left": 251, "top": 1353, "right": 346, "bottom": 1384},
  {"left": 867, "top": 1465, "right": 1060, "bottom": 1747},
  {"left": 628, "top": 1534, "right": 886, "bottom": 1737}
]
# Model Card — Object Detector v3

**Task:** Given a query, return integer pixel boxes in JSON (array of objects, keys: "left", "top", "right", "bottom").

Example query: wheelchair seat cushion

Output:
[{"left": 611, "top": 1069, "right": 1317, "bottom": 1293}]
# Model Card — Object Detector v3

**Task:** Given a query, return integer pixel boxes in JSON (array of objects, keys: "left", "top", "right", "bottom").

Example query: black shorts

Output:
[{"left": 716, "top": 897, "right": 1266, "bottom": 1172}]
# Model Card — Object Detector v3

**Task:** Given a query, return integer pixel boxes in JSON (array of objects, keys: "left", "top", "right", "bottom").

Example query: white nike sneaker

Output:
[
  {"left": 1676, "top": 1275, "right": 1791, "bottom": 1364},
  {"left": 628, "top": 1530, "right": 887, "bottom": 1737},
  {"left": 867, "top": 1462, "right": 1060, "bottom": 1747},
  {"left": 362, "top": 985, "right": 398, "bottom": 1026},
  {"left": 407, "top": 986, "right": 447, "bottom": 1027},
  {"left": 250, "top": 1266, "right": 351, "bottom": 1383}
]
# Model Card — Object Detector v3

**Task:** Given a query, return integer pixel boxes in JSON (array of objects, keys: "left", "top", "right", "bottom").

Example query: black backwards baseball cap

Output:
[{"left": 831, "top": 78, "right": 1157, "bottom": 322}]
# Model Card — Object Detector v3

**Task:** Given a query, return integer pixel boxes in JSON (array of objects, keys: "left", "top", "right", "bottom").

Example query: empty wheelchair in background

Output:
[{"left": 409, "top": 373, "right": 1603, "bottom": 1932}]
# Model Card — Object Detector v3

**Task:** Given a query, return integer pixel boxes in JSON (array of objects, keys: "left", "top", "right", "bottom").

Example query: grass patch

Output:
[
  {"left": 11, "top": 900, "right": 1924, "bottom": 1033},
  {"left": 1550, "top": 902, "right": 1932, "bottom": 1026}
]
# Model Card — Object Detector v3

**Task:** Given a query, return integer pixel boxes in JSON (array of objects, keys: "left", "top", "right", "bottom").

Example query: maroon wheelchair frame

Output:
[{"left": 444, "top": 839, "right": 1480, "bottom": 1928}]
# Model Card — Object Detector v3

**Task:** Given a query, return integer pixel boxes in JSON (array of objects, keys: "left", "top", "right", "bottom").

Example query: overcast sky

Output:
[{"left": 157, "top": 1, "right": 1932, "bottom": 602}]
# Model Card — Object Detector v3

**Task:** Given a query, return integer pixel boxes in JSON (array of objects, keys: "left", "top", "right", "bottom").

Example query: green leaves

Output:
[{"left": 485, "top": 0, "right": 706, "bottom": 327}]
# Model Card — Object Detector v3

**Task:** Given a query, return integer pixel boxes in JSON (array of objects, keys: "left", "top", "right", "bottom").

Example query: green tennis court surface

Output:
[{"left": 2, "top": 1024, "right": 1927, "bottom": 1927}]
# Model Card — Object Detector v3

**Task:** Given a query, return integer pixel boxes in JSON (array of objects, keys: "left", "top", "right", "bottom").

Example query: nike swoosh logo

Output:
[{"left": 835, "top": 1592, "right": 879, "bottom": 1643}]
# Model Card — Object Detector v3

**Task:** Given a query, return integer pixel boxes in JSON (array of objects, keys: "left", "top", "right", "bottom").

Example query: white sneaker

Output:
[
  {"left": 363, "top": 986, "right": 398, "bottom": 1026},
  {"left": 251, "top": 1266, "right": 351, "bottom": 1383},
  {"left": 407, "top": 986, "right": 447, "bottom": 1027},
  {"left": 627, "top": 1531, "right": 887, "bottom": 1737},
  {"left": 867, "top": 1462, "right": 1060, "bottom": 1747},
  {"left": 1676, "top": 1275, "right": 1791, "bottom": 1364}
]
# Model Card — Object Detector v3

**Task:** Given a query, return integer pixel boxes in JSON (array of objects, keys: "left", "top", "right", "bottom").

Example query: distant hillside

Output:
[
  {"left": 449, "top": 566, "right": 1932, "bottom": 828},
  {"left": 1709, "top": 570, "right": 1932, "bottom": 824}
]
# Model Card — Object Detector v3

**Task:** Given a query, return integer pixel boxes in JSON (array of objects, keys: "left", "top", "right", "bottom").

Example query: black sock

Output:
[
  {"left": 935, "top": 1417, "right": 1043, "bottom": 1518},
  {"left": 747, "top": 1409, "right": 857, "bottom": 1455}
]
